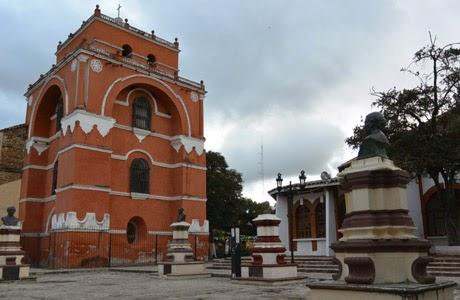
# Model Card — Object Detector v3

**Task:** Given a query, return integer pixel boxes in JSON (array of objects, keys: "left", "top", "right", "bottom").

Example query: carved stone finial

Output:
[
  {"left": 94, "top": 4, "right": 101, "bottom": 16},
  {"left": 1, "top": 206, "right": 19, "bottom": 226},
  {"left": 176, "top": 208, "right": 186, "bottom": 222},
  {"left": 357, "top": 112, "right": 389, "bottom": 160}
]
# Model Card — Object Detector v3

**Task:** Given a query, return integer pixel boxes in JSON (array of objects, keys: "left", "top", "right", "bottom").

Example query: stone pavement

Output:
[
  {"left": 1, "top": 267, "right": 458, "bottom": 299},
  {"left": 2, "top": 271, "right": 307, "bottom": 299}
]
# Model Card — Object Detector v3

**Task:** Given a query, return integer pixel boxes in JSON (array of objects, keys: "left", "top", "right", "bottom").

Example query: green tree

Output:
[
  {"left": 206, "top": 151, "right": 272, "bottom": 235},
  {"left": 346, "top": 35, "right": 460, "bottom": 244}
]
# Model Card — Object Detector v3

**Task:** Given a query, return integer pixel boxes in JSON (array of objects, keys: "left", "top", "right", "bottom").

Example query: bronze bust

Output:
[
  {"left": 176, "top": 208, "right": 186, "bottom": 222},
  {"left": 1, "top": 206, "right": 19, "bottom": 226},
  {"left": 357, "top": 112, "right": 389, "bottom": 160}
]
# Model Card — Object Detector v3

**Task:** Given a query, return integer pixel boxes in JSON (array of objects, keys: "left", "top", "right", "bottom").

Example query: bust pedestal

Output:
[
  {"left": 158, "top": 221, "right": 209, "bottom": 278},
  {"left": 0, "top": 224, "right": 30, "bottom": 281},
  {"left": 237, "top": 214, "right": 303, "bottom": 284},
  {"left": 306, "top": 157, "right": 455, "bottom": 299}
]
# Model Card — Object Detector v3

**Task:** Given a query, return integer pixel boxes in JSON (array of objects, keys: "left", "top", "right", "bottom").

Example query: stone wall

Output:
[
  {"left": 0, "top": 124, "right": 26, "bottom": 185},
  {"left": 0, "top": 179, "right": 21, "bottom": 214}
]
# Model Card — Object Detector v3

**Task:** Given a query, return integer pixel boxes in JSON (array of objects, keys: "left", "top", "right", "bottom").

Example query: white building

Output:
[{"left": 269, "top": 167, "right": 460, "bottom": 257}]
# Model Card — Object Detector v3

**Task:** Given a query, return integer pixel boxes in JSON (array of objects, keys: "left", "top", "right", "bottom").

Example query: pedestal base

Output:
[
  {"left": 0, "top": 265, "right": 30, "bottom": 281},
  {"left": 241, "top": 264, "right": 298, "bottom": 280},
  {"left": 158, "top": 261, "right": 209, "bottom": 279},
  {"left": 306, "top": 280, "right": 455, "bottom": 300}
]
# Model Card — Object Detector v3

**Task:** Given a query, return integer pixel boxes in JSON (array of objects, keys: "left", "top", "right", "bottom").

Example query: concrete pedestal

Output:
[
  {"left": 158, "top": 261, "right": 209, "bottom": 278},
  {"left": 307, "top": 156, "right": 454, "bottom": 299},
  {"left": 0, "top": 225, "right": 30, "bottom": 281},
  {"left": 158, "top": 221, "right": 208, "bottom": 278},
  {"left": 307, "top": 281, "right": 455, "bottom": 300},
  {"left": 238, "top": 214, "right": 303, "bottom": 284}
]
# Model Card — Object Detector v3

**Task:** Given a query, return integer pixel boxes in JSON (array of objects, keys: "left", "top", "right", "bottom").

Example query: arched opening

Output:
[
  {"left": 147, "top": 54, "right": 156, "bottom": 65},
  {"left": 32, "top": 85, "right": 64, "bottom": 137},
  {"left": 130, "top": 158, "right": 150, "bottom": 194},
  {"left": 126, "top": 216, "right": 147, "bottom": 244},
  {"left": 132, "top": 97, "right": 151, "bottom": 130},
  {"left": 104, "top": 77, "right": 189, "bottom": 136},
  {"left": 315, "top": 202, "right": 326, "bottom": 238},
  {"left": 121, "top": 44, "right": 133, "bottom": 58},
  {"left": 296, "top": 205, "right": 311, "bottom": 238}
]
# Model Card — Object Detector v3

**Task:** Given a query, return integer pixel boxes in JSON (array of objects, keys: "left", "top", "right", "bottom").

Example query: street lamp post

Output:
[{"left": 276, "top": 170, "right": 307, "bottom": 264}]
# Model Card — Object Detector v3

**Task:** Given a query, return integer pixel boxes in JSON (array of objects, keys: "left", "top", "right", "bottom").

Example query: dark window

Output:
[
  {"left": 315, "top": 202, "right": 326, "bottom": 238},
  {"left": 121, "top": 44, "right": 133, "bottom": 57},
  {"left": 132, "top": 97, "right": 151, "bottom": 130},
  {"left": 296, "top": 205, "right": 311, "bottom": 238},
  {"left": 56, "top": 99, "right": 63, "bottom": 132},
  {"left": 127, "top": 221, "right": 137, "bottom": 244},
  {"left": 52, "top": 161, "right": 58, "bottom": 195},
  {"left": 147, "top": 54, "right": 156, "bottom": 65},
  {"left": 130, "top": 158, "right": 150, "bottom": 194}
]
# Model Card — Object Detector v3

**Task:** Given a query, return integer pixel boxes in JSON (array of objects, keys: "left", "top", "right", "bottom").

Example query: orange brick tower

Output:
[{"left": 19, "top": 5, "right": 208, "bottom": 267}]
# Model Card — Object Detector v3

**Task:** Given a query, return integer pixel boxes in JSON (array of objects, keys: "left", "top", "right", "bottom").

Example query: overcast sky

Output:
[{"left": 1, "top": 0, "right": 459, "bottom": 204}]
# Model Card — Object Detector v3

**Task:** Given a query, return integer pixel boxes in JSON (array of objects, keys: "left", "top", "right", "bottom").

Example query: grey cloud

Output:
[{"left": 220, "top": 113, "right": 345, "bottom": 184}]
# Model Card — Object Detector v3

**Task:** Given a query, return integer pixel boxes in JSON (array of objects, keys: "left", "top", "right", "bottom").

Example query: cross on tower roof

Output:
[{"left": 117, "top": 4, "right": 122, "bottom": 18}]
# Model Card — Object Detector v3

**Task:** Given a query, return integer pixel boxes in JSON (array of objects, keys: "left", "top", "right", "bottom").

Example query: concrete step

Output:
[
  {"left": 429, "top": 271, "right": 460, "bottom": 277},
  {"left": 299, "top": 267, "right": 338, "bottom": 274},
  {"left": 427, "top": 266, "right": 460, "bottom": 271},
  {"left": 298, "top": 264, "right": 338, "bottom": 270}
]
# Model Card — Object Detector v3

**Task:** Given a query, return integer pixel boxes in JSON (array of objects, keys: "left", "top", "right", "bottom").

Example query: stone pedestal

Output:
[
  {"left": 307, "top": 281, "right": 455, "bottom": 300},
  {"left": 306, "top": 157, "right": 454, "bottom": 299},
  {"left": 0, "top": 225, "right": 30, "bottom": 281},
  {"left": 158, "top": 221, "right": 209, "bottom": 278},
  {"left": 238, "top": 214, "right": 301, "bottom": 284}
]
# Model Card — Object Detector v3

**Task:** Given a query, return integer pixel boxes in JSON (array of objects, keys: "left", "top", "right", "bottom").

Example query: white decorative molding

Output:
[
  {"left": 90, "top": 59, "right": 103, "bottom": 73},
  {"left": 109, "top": 229, "right": 127, "bottom": 234},
  {"left": 51, "top": 212, "right": 110, "bottom": 231},
  {"left": 24, "top": 133, "right": 60, "bottom": 155},
  {"left": 22, "top": 144, "right": 205, "bottom": 172},
  {"left": 114, "top": 123, "right": 172, "bottom": 141},
  {"left": 55, "top": 184, "right": 111, "bottom": 194},
  {"left": 130, "top": 192, "right": 149, "bottom": 200},
  {"left": 133, "top": 127, "right": 149, "bottom": 142},
  {"left": 199, "top": 94, "right": 205, "bottom": 101},
  {"left": 77, "top": 54, "right": 89, "bottom": 62},
  {"left": 188, "top": 219, "right": 209, "bottom": 234},
  {"left": 61, "top": 109, "right": 115, "bottom": 137},
  {"left": 28, "top": 95, "right": 34, "bottom": 107},
  {"left": 71, "top": 59, "right": 78, "bottom": 72},
  {"left": 170, "top": 135, "right": 205, "bottom": 155},
  {"left": 19, "top": 195, "right": 56, "bottom": 203},
  {"left": 110, "top": 190, "right": 207, "bottom": 202},
  {"left": 190, "top": 91, "right": 199, "bottom": 102},
  {"left": 23, "top": 143, "right": 112, "bottom": 171},
  {"left": 148, "top": 231, "right": 173, "bottom": 236}
]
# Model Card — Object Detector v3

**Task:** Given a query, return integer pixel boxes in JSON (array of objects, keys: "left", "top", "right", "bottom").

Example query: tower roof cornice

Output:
[{"left": 56, "top": 5, "right": 180, "bottom": 55}]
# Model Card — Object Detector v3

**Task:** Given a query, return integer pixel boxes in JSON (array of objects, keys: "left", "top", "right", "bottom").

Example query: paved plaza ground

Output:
[
  {"left": 1, "top": 270, "right": 307, "bottom": 300},
  {"left": 1, "top": 268, "right": 459, "bottom": 300}
]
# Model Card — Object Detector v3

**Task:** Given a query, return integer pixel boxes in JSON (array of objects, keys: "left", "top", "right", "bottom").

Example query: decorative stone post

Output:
[
  {"left": 158, "top": 208, "right": 209, "bottom": 278},
  {"left": 306, "top": 112, "right": 455, "bottom": 299},
  {"left": 0, "top": 207, "right": 30, "bottom": 281},
  {"left": 238, "top": 214, "right": 302, "bottom": 283}
]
